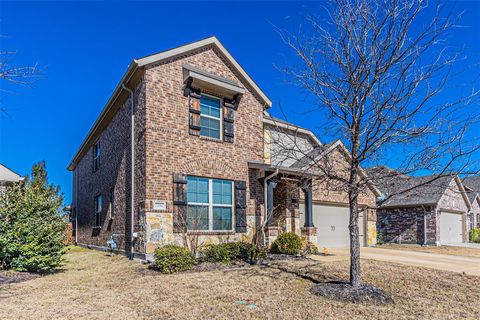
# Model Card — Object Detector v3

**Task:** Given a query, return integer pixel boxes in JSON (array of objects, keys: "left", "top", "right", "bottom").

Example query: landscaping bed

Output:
[
  {"left": 0, "top": 246, "right": 478, "bottom": 319},
  {"left": 0, "top": 270, "right": 40, "bottom": 285}
]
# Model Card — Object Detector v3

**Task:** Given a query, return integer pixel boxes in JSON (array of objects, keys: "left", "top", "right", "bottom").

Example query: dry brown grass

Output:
[
  {"left": 0, "top": 246, "right": 478, "bottom": 320},
  {"left": 377, "top": 243, "right": 480, "bottom": 258}
]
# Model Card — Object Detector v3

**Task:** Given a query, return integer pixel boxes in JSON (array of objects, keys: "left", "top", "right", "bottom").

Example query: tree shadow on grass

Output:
[{"left": 231, "top": 260, "right": 393, "bottom": 305}]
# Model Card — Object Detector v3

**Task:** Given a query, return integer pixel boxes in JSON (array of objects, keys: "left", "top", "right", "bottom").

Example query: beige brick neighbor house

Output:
[{"left": 68, "top": 37, "right": 378, "bottom": 260}]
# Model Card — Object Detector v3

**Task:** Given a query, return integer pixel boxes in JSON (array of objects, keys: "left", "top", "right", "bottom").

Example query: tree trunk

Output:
[
  {"left": 348, "top": 188, "right": 361, "bottom": 287},
  {"left": 348, "top": 151, "right": 361, "bottom": 287}
]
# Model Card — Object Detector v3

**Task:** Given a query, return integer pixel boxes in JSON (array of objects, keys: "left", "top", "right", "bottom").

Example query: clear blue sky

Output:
[{"left": 1, "top": 1, "right": 479, "bottom": 204}]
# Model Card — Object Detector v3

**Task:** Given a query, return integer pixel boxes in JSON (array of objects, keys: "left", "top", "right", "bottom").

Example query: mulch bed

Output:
[
  {"left": 311, "top": 281, "right": 394, "bottom": 305},
  {"left": 0, "top": 271, "right": 40, "bottom": 285}
]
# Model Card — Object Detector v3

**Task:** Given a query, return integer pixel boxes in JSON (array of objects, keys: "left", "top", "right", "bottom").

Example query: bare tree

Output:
[
  {"left": 0, "top": 51, "right": 41, "bottom": 85},
  {"left": 0, "top": 38, "right": 42, "bottom": 112},
  {"left": 276, "top": 0, "right": 480, "bottom": 287}
]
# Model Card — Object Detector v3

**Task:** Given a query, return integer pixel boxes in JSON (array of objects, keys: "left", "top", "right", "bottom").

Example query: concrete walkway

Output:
[
  {"left": 310, "top": 247, "right": 480, "bottom": 276},
  {"left": 443, "top": 242, "right": 480, "bottom": 249}
]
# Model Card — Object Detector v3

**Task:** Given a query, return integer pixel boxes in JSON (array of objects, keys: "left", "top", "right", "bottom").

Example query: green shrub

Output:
[
  {"left": 200, "top": 242, "right": 264, "bottom": 264},
  {"left": 377, "top": 232, "right": 385, "bottom": 245},
  {"left": 154, "top": 245, "right": 196, "bottom": 274},
  {"left": 302, "top": 241, "right": 319, "bottom": 255},
  {"left": 470, "top": 228, "right": 480, "bottom": 243},
  {"left": 200, "top": 243, "right": 232, "bottom": 264},
  {"left": 0, "top": 162, "right": 67, "bottom": 273},
  {"left": 271, "top": 232, "right": 303, "bottom": 255}
]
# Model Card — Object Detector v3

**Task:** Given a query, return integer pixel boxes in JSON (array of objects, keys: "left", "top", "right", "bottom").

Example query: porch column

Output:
[
  {"left": 303, "top": 179, "right": 313, "bottom": 227},
  {"left": 301, "top": 179, "right": 318, "bottom": 248},
  {"left": 266, "top": 179, "right": 277, "bottom": 227},
  {"left": 265, "top": 179, "right": 280, "bottom": 246}
]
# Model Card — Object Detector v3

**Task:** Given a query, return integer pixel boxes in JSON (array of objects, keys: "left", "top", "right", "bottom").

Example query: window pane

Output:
[
  {"left": 200, "top": 117, "right": 221, "bottom": 139},
  {"left": 95, "top": 195, "right": 102, "bottom": 212},
  {"left": 187, "top": 205, "right": 209, "bottom": 230},
  {"left": 187, "top": 177, "right": 209, "bottom": 203},
  {"left": 213, "top": 207, "right": 232, "bottom": 230},
  {"left": 212, "top": 179, "right": 232, "bottom": 205},
  {"left": 200, "top": 95, "right": 221, "bottom": 118}
]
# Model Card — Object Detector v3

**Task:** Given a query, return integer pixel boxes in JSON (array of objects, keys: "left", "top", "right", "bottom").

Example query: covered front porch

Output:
[{"left": 249, "top": 161, "right": 317, "bottom": 247}]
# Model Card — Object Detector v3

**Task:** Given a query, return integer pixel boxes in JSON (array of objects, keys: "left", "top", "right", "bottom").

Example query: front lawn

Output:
[
  {"left": 376, "top": 243, "right": 480, "bottom": 258},
  {"left": 0, "top": 246, "right": 478, "bottom": 320}
]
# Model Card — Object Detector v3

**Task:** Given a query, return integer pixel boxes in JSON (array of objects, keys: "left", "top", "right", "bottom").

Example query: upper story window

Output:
[
  {"left": 200, "top": 95, "right": 221, "bottom": 139},
  {"left": 93, "top": 141, "right": 100, "bottom": 171},
  {"left": 187, "top": 176, "right": 233, "bottom": 231},
  {"left": 94, "top": 194, "right": 102, "bottom": 227}
]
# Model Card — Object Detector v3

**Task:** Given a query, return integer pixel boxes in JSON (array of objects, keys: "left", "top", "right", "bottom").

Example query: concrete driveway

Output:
[{"left": 311, "top": 247, "right": 480, "bottom": 276}]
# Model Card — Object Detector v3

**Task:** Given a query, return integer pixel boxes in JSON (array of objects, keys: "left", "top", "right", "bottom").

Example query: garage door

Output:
[
  {"left": 439, "top": 211, "right": 463, "bottom": 244},
  {"left": 300, "top": 203, "right": 365, "bottom": 248}
]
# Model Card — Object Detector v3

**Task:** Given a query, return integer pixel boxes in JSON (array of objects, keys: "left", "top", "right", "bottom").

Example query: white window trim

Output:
[
  {"left": 187, "top": 178, "right": 234, "bottom": 232},
  {"left": 199, "top": 93, "right": 222, "bottom": 140}
]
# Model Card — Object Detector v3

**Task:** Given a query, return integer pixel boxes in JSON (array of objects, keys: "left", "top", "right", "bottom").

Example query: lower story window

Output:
[
  {"left": 94, "top": 194, "right": 102, "bottom": 227},
  {"left": 187, "top": 176, "right": 233, "bottom": 231}
]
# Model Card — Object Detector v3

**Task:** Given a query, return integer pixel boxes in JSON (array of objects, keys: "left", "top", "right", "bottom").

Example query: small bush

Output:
[
  {"left": 302, "top": 241, "right": 319, "bottom": 255},
  {"left": 153, "top": 245, "right": 196, "bottom": 274},
  {"left": 200, "top": 242, "right": 264, "bottom": 264},
  {"left": 200, "top": 243, "right": 232, "bottom": 264},
  {"left": 271, "top": 232, "right": 303, "bottom": 255},
  {"left": 470, "top": 228, "right": 480, "bottom": 243},
  {"left": 377, "top": 232, "right": 385, "bottom": 245}
]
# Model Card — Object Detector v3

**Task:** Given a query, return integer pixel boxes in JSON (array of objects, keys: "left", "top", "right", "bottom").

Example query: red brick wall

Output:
[
  {"left": 74, "top": 80, "right": 146, "bottom": 253},
  {"left": 141, "top": 46, "right": 266, "bottom": 250}
]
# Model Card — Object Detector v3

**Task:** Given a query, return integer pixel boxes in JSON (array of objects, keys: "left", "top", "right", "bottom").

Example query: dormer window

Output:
[{"left": 200, "top": 94, "right": 221, "bottom": 139}]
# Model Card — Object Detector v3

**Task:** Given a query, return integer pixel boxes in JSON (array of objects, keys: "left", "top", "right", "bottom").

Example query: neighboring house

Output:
[
  {"left": 370, "top": 166, "right": 470, "bottom": 245},
  {"left": 462, "top": 176, "right": 480, "bottom": 230},
  {"left": 0, "top": 163, "right": 23, "bottom": 195},
  {"left": 68, "top": 37, "right": 378, "bottom": 260}
]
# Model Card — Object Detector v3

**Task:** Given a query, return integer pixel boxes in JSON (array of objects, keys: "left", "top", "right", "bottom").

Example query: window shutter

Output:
[
  {"left": 223, "top": 100, "right": 235, "bottom": 143},
  {"left": 173, "top": 173, "right": 188, "bottom": 233},
  {"left": 234, "top": 180, "right": 247, "bottom": 233},
  {"left": 189, "top": 90, "right": 201, "bottom": 136}
]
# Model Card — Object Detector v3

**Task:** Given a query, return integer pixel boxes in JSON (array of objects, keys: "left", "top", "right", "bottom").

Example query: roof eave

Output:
[{"left": 136, "top": 36, "right": 272, "bottom": 108}]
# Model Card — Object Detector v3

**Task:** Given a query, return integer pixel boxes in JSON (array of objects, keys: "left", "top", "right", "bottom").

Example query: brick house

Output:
[
  {"left": 463, "top": 176, "right": 480, "bottom": 231},
  {"left": 370, "top": 167, "right": 471, "bottom": 245},
  {"left": 0, "top": 163, "right": 23, "bottom": 195},
  {"left": 68, "top": 37, "right": 378, "bottom": 260}
]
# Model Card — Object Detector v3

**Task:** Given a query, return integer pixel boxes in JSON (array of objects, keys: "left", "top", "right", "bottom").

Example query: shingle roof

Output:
[
  {"left": 289, "top": 144, "right": 330, "bottom": 169},
  {"left": 463, "top": 176, "right": 480, "bottom": 193},
  {"left": 367, "top": 166, "right": 455, "bottom": 207}
]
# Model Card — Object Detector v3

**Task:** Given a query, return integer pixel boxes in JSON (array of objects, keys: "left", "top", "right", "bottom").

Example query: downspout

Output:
[
  {"left": 263, "top": 169, "right": 279, "bottom": 245},
  {"left": 122, "top": 83, "right": 135, "bottom": 260},
  {"left": 75, "top": 169, "right": 78, "bottom": 244}
]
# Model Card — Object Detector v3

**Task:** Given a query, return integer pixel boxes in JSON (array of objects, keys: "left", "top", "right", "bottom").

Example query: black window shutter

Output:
[
  {"left": 223, "top": 100, "right": 235, "bottom": 143},
  {"left": 173, "top": 173, "right": 188, "bottom": 233},
  {"left": 234, "top": 180, "right": 247, "bottom": 233},
  {"left": 189, "top": 90, "right": 201, "bottom": 136}
]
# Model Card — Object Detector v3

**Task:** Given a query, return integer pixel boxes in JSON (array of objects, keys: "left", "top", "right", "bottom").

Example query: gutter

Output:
[{"left": 122, "top": 83, "right": 136, "bottom": 260}]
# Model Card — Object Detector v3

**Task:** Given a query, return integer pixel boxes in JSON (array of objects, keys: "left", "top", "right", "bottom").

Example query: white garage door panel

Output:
[
  {"left": 300, "top": 204, "right": 364, "bottom": 248},
  {"left": 439, "top": 212, "right": 463, "bottom": 244}
]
